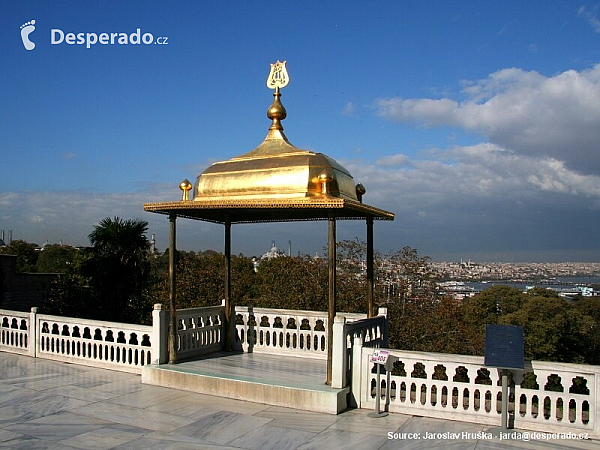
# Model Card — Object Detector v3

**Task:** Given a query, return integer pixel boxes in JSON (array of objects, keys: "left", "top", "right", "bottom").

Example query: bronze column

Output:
[
  {"left": 367, "top": 216, "right": 374, "bottom": 318},
  {"left": 326, "top": 214, "right": 336, "bottom": 385},
  {"left": 224, "top": 216, "right": 233, "bottom": 351},
  {"left": 168, "top": 213, "right": 178, "bottom": 364}
]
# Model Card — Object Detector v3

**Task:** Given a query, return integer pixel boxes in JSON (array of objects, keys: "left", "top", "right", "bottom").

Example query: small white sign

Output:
[{"left": 371, "top": 350, "right": 389, "bottom": 365}]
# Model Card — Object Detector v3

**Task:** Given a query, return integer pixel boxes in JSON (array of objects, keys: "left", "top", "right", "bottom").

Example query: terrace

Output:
[{"left": 1, "top": 304, "right": 599, "bottom": 441}]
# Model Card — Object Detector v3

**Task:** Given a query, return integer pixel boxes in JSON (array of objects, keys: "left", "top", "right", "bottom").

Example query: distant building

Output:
[
  {"left": 261, "top": 241, "right": 285, "bottom": 261},
  {"left": 0, "top": 230, "right": 12, "bottom": 246},
  {"left": 252, "top": 241, "right": 287, "bottom": 272},
  {"left": 150, "top": 232, "right": 156, "bottom": 254}
]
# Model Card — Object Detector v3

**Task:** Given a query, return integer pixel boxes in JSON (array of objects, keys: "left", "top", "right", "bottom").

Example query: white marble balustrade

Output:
[
  {"left": 334, "top": 310, "right": 387, "bottom": 391},
  {"left": 344, "top": 309, "right": 387, "bottom": 349},
  {"left": 0, "top": 308, "right": 33, "bottom": 356},
  {"left": 176, "top": 305, "right": 225, "bottom": 359},
  {"left": 36, "top": 313, "right": 155, "bottom": 373},
  {"left": 234, "top": 306, "right": 366, "bottom": 360},
  {"left": 1, "top": 305, "right": 168, "bottom": 372},
  {"left": 356, "top": 346, "right": 600, "bottom": 438}
]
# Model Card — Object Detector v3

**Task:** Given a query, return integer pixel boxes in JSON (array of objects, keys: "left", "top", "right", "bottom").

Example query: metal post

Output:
[
  {"left": 501, "top": 369, "right": 509, "bottom": 430},
  {"left": 368, "top": 362, "right": 389, "bottom": 418},
  {"left": 326, "top": 214, "right": 336, "bottom": 385},
  {"left": 224, "top": 217, "right": 232, "bottom": 351},
  {"left": 366, "top": 216, "right": 374, "bottom": 318},
  {"left": 168, "top": 213, "right": 178, "bottom": 364},
  {"left": 374, "top": 364, "right": 381, "bottom": 413}
]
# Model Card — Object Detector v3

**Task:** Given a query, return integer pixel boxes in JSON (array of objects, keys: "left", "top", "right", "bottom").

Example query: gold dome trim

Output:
[{"left": 143, "top": 197, "right": 394, "bottom": 224}]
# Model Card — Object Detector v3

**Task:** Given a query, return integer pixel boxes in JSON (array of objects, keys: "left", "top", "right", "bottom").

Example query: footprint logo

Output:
[{"left": 20, "top": 20, "right": 36, "bottom": 50}]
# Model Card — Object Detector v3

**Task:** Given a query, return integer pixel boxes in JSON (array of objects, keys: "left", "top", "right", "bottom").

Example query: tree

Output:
[
  {"left": 572, "top": 298, "right": 600, "bottom": 365},
  {"left": 502, "top": 291, "right": 592, "bottom": 363},
  {"left": 335, "top": 238, "right": 376, "bottom": 314},
  {"left": 460, "top": 286, "right": 526, "bottom": 356},
  {"left": 387, "top": 294, "right": 473, "bottom": 354},
  {"left": 0, "top": 240, "right": 39, "bottom": 272},
  {"left": 385, "top": 246, "right": 437, "bottom": 304},
  {"left": 81, "top": 217, "right": 151, "bottom": 323},
  {"left": 36, "top": 245, "right": 78, "bottom": 273},
  {"left": 254, "top": 255, "right": 328, "bottom": 311},
  {"left": 147, "top": 250, "right": 257, "bottom": 311},
  {"left": 383, "top": 247, "right": 459, "bottom": 352},
  {"left": 45, "top": 251, "right": 95, "bottom": 318},
  {"left": 460, "top": 286, "right": 599, "bottom": 363},
  {"left": 0, "top": 263, "right": 5, "bottom": 306},
  {"left": 251, "top": 238, "right": 383, "bottom": 314}
]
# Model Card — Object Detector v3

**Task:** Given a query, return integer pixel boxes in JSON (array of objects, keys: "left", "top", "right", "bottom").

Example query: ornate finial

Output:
[
  {"left": 266, "top": 61, "right": 289, "bottom": 131},
  {"left": 179, "top": 179, "right": 193, "bottom": 201},
  {"left": 318, "top": 170, "right": 333, "bottom": 195},
  {"left": 356, "top": 183, "right": 366, "bottom": 202},
  {"left": 266, "top": 60, "right": 289, "bottom": 90}
]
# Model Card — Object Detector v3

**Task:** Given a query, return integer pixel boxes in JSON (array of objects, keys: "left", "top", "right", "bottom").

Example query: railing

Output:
[
  {"left": 234, "top": 306, "right": 366, "bottom": 360},
  {"left": 0, "top": 308, "right": 33, "bottom": 356},
  {"left": 332, "top": 308, "right": 388, "bottom": 390},
  {"left": 36, "top": 313, "right": 155, "bottom": 373},
  {"left": 343, "top": 310, "right": 387, "bottom": 350},
  {"left": 356, "top": 346, "right": 600, "bottom": 438},
  {"left": 0, "top": 305, "right": 169, "bottom": 373},
  {"left": 176, "top": 305, "right": 224, "bottom": 360},
  {"left": 3, "top": 304, "right": 598, "bottom": 435}
]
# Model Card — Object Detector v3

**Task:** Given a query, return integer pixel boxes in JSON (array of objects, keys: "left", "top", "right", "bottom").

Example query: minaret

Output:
[{"left": 150, "top": 232, "right": 156, "bottom": 254}]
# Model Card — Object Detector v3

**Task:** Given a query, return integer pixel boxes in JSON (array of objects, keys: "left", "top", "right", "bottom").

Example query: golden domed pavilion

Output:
[{"left": 143, "top": 61, "right": 394, "bottom": 384}]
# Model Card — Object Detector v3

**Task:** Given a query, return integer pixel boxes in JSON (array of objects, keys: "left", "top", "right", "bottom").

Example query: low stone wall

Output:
[
  {"left": 333, "top": 310, "right": 387, "bottom": 390},
  {"left": 356, "top": 346, "right": 600, "bottom": 438},
  {"left": 0, "top": 309, "right": 32, "bottom": 356},
  {"left": 36, "top": 313, "right": 155, "bottom": 373},
  {"left": 233, "top": 306, "right": 368, "bottom": 360},
  {"left": 175, "top": 305, "right": 225, "bottom": 360},
  {"left": 0, "top": 306, "right": 167, "bottom": 373}
]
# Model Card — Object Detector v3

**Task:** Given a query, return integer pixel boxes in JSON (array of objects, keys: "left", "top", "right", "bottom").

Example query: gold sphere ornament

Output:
[{"left": 179, "top": 179, "right": 193, "bottom": 201}]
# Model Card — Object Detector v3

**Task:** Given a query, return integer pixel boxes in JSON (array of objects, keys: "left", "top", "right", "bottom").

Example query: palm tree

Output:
[{"left": 85, "top": 217, "right": 150, "bottom": 322}]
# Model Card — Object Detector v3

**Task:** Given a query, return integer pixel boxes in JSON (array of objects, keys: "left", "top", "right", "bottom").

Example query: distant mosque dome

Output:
[{"left": 261, "top": 241, "right": 285, "bottom": 261}]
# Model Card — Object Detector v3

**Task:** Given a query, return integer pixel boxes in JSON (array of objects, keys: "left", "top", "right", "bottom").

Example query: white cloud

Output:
[
  {"left": 375, "top": 153, "right": 410, "bottom": 167},
  {"left": 358, "top": 143, "right": 600, "bottom": 203},
  {"left": 342, "top": 101, "right": 356, "bottom": 116},
  {"left": 367, "top": 64, "right": 600, "bottom": 258},
  {"left": 4, "top": 143, "right": 600, "bottom": 260},
  {"left": 340, "top": 142, "right": 600, "bottom": 259},
  {"left": 579, "top": 4, "right": 600, "bottom": 33},
  {"left": 0, "top": 193, "right": 18, "bottom": 208},
  {"left": 376, "top": 65, "right": 600, "bottom": 174},
  {"left": 62, "top": 151, "right": 78, "bottom": 160}
]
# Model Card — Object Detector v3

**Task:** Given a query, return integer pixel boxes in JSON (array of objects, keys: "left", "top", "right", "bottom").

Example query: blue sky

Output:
[{"left": 2, "top": 1, "right": 600, "bottom": 261}]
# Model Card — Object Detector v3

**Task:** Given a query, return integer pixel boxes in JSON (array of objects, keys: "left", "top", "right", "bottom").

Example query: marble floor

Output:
[
  {"left": 157, "top": 351, "right": 332, "bottom": 390},
  {"left": 0, "top": 352, "right": 599, "bottom": 449}
]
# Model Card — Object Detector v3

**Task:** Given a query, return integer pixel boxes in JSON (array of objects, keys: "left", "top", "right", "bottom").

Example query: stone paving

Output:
[{"left": 0, "top": 352, "right": 599, "bottom": 449}]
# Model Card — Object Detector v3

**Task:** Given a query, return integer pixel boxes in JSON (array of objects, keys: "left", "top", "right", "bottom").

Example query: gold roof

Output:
[{"left": 144, "top": 62, "right": 394, "bottom": 224}]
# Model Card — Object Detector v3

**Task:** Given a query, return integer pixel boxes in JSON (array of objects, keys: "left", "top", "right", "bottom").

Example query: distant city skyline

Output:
[{"left": 2, "top": 1, "right": 600, "bottom": 262}]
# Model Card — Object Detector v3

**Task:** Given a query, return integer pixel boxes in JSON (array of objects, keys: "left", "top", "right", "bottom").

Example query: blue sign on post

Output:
[{"left": 484, "top": 324, "right": 524, "bottom": 370}]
